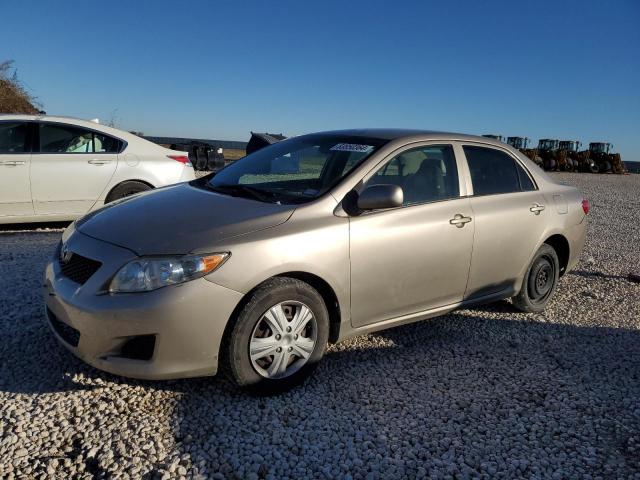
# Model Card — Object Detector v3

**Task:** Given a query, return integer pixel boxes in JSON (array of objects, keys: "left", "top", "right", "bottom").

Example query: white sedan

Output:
[{"left": 0, "top": 115, "right": 195, "bottom": 223}]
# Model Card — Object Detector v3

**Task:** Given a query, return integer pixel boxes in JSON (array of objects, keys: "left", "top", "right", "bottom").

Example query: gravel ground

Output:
[{"left": 1, "top": 172, "right": 638, "bottom": 479}]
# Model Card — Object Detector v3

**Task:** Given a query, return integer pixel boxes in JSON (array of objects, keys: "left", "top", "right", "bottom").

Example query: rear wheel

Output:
[
  {"left": 512, "top": 244, "right": 559, "bottom": 313},
  {"left": 105, "top": 181, "right": 151, "bottom": 203},
  {"left": 222, "top": 277, "right": 329, "bottom": 393}
]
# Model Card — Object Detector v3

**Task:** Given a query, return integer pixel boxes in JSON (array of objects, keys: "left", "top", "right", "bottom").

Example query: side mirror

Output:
[{"left": 357, "top": 184, "right": 403, "bottom": 210}]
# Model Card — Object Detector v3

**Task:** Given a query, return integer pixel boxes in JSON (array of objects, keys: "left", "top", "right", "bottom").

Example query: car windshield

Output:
[{"left": 206, "top": 134, "right": 387, "bottom": 204}]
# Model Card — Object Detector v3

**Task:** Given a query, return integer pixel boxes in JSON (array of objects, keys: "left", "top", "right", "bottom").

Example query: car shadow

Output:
[
  {"left": 2, "top": 298, "right": 639, "bottom": 477},
  {"left": 0, "top": 221, "right": 71, "bottom": 233},
  {"left": 569, "top": 269, "right": 629, "bottom": 281},
  {"left": 168, "top": 314, "right": 640, "bottom": 477}
]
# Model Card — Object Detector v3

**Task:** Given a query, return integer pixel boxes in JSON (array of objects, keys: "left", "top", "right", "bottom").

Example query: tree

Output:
[{"left": 0, "top": 60, "right": 41, "bottom": 114}]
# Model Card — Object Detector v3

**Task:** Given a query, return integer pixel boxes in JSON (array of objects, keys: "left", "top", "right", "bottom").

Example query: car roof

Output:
[
  {"left": 0, "top": 114, "right": 154, "bottom": 146},
  {"left": 0, "top": 113, "right": 104, "bottom": 125},
  {"left": 303, "top": 128, "right": 507, "bottom": 146}
]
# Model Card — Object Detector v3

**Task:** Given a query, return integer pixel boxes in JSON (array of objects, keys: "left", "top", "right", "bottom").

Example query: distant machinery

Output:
[
  {"left": 583, "top": 142, "right": 626, "bottom": 174},
  {"left": 507, "top": 136, "right": 541, "bottom": 167}
]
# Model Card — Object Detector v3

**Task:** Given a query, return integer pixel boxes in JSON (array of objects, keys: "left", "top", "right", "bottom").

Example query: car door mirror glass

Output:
[{"left": 357, "top": 184, "right": 403, "bottom": 210}]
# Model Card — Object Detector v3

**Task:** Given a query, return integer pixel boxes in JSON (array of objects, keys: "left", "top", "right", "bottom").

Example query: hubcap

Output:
[{"left": 249, "top": 301, "right": 317, "bottom": 379}]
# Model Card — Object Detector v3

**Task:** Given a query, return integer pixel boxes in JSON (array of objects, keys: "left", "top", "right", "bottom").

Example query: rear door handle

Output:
[
  {"left": 0, "top": 160, "right": 26, "bottom": 166},
  {"left": 449, "top": 214, "right": 472, "bottom": 228},
  {"left": 530, "top": 203, "right": 546, "bottom": 215},
  {"left": 88, "top": 159, "right": 111, "bottom": 165}
]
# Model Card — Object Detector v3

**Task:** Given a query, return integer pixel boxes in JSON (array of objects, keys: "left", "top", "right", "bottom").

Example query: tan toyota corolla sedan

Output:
[{"left": 44, "top": 130, "right": 588, "bottom": 392}]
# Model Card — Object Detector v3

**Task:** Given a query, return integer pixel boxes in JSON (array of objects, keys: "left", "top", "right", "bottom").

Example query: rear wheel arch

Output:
[
  {"left": 543, "top": 234, "right": 570, "bottom": 276},
  {"left": 104, "top": 179, "right": 154, "bottom": 203}
]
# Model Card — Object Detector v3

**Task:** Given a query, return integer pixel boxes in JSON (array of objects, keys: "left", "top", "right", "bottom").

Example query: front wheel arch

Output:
[{"left": 222, "top": 272, "right": 342, "bottom": 349}]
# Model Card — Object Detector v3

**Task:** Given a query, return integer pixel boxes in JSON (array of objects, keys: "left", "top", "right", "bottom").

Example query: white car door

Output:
[
  {"left": 0, "top": 121, "right": 33, "bottom": 218},
  {"left": 31, "top": 122, "right": 118, "bottom": 215}
]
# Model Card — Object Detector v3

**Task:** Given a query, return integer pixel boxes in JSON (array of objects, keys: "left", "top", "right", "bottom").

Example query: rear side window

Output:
[
  {"left": 39, "top": 123, "right": 122, "bottom": 153},
  {"left": 0, "top": 122, "right": 29, "bottom": 153},
  {"left": 463, "top": 146, "right": 536, "bottom": 195}
]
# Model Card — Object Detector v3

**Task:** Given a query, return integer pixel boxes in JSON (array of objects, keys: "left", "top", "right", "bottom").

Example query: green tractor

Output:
[
  {"left": 585, "top": 142, "right": 626, "bottom": 174},
  {"left": 558, "top": 140, "right": 592, "bottom": 172},
  {"left": 507, "top": 136, "right": 542, "bottom": 167},
  {"left": 536, "top": 139, "right": 579, "bottom": 171},
  {"left": 482, "top": 134, "right": 505, "bottom": 142},
  {"left": 506, "top": 136, "right": 529, "bottom": 149},
  {"left": 537, "top": 139, "right": 564, "bottom": 171}
]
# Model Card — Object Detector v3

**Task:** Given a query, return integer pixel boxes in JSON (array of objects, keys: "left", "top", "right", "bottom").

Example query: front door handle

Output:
[
  {"left": 88, "top": 159, "right": 111, "bottom": 165},
  {"left": 0, "top": 160, "right": 26, "bottom": 166},
  {"left": 449, "top": 213, "right": 472, "bottom": 228},
  {"left": 530, "top": 203, "right": 546, "bottom": 215}
]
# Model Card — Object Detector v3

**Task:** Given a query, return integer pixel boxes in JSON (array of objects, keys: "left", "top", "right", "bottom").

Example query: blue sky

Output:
[{"left": 2, "top": 0, "right": 639, "bottom": 159}]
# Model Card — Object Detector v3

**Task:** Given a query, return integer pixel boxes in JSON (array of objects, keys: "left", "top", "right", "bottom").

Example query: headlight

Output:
[{"left": 109, "top": 253, "right": 229, "bottom": 293}]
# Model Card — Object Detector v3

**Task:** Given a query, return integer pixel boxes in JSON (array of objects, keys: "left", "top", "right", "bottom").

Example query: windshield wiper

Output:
[{"left": 207, "top": 184, "right": 276, "bottom": 203}]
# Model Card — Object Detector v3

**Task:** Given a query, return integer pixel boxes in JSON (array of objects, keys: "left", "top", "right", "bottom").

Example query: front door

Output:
[
  {"left": 31, "top": 122, "right": 118, "bottom": 215},
  {"left": 349, "top": 144, "right": 474, "bottom": 328},
  {"left": 0, "top": 121, "right": 33, "bottom": 217}
]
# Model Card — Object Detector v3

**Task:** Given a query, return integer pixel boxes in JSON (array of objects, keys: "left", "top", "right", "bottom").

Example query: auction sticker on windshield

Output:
[{"left": 330, "top": 143, "right": 374, "bottom": 153}]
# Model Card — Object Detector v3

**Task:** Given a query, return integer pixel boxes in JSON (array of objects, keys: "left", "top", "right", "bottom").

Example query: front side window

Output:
[
  {"left": 0, "top": 122, "right": 29, "bottom": 153},
  {"left": 364, "top": 145, "right": 459, "bottom": 205},
  {"left": 39, "top": 124, "right": 122, "bottom": 153},
  {"left": 464, "top": 146, "right": 535, "bottom": 196},
  {"left": 207, "top": 135, "right": 387, "bottom": 204}
]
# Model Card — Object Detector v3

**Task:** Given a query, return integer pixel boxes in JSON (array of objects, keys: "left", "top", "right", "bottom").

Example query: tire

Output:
[
  {"left": 105, "top": 181, "right": 152, "bottom": 203},
  {"left": 512, "top": 244, "right": 560, "bottom": 313},
  {"left": 543, "top": 159, "right": 556, "bottom": 171},
  {"left": 222, "top": 277, "right": 329, "bottom": 394},
  {"left": 195, "top": 147, "right": 208, "bottom": 171}
]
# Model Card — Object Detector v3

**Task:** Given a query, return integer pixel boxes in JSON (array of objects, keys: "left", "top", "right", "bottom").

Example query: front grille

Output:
[
  {"left": 60, "top": 253, "right": 102, "bottom": 285},
  {"left": 47, "top": 308, "right": 80, "bottom": 347}
]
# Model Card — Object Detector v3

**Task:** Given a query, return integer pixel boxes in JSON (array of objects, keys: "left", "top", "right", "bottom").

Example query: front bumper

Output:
[{"left": 43, "top": 230, "right": 243, "bottom": 380}]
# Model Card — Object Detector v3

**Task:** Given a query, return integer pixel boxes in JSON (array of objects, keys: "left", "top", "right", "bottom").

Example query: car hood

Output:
[{"left": 76, "top": 183, "right": 295, "bottom": 255}]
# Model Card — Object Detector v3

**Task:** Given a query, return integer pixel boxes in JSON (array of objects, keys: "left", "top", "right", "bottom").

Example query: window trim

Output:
[
  {"left": 459, "top": 142, "right": 539, "bottom": 197},
  {"left": 34, "top": 121, "right": 127, "bottom": 154},
  {"left": 356, "top": 142, "right": 466, "bottom": 211}
]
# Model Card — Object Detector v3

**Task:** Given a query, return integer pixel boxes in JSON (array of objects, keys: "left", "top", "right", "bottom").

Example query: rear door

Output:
[
  {"left": 0, "top": 121, "right": 33, "bottom": 217},
  {"left": 31, "top": 122, "right": 119, "bottom": 215},
  {"left": 461, "top": 144, "right": 547, "bottom": 299}
]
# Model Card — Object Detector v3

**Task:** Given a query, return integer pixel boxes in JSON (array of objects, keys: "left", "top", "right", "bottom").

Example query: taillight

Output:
[
  {"left": 582, "top": 198, "right": 590, "bottom": 215},
  {"left": 168, "top": 155, "right": 191, "bottom": 165}
]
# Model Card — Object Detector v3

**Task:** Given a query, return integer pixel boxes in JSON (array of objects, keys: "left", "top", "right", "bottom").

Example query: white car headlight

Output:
[{"left": 109, "top": 253, "right": 229, "bottom": 293}]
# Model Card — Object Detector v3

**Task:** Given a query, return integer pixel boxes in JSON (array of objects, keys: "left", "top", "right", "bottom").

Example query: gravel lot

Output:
[{"left": 1, "top": 173, "right": 638, "bottom": 479}]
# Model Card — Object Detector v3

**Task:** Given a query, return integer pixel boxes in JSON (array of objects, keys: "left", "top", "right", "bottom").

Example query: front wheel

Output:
[
  {"left": 222, "top": 277, "right": 329, "bottom": 393},
  {"left": 512, "top": 244, "right": 559, "bottom": 313}
]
